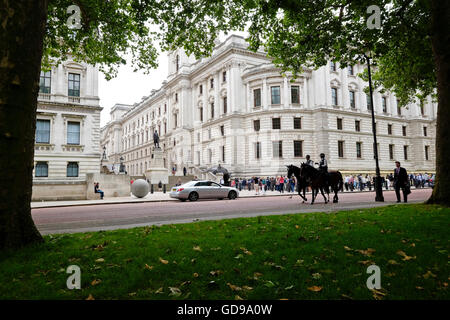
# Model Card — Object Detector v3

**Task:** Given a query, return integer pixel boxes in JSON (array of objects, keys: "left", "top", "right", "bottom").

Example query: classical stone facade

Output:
[
  {"left": 101, "top": 35, "right": 437, "bottom": 178},
  {"left": 33, "top": 60, "right": 103, "bottom": 200}
]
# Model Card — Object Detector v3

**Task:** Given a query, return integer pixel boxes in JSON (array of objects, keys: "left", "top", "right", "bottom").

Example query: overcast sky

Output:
[{"left": 98, "top": 53, "right": 169, "bottom": 127}]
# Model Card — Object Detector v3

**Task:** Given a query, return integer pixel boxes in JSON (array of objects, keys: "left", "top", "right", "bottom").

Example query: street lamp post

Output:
[{"left": 365, "top": 53, "right": 384, "bottom": 202}]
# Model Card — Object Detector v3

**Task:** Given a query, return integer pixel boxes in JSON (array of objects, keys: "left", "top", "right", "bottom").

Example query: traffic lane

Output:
[{"left": 32, "top": 189, "right": 432, "bottom": 234}]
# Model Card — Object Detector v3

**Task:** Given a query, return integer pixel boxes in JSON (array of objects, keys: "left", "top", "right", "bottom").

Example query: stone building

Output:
[
  {"left": 32, "top": 60, "right": 103, "bottom": 200},
  {"left": 101, "top": 35, "right": 437, "bottom": 178}
]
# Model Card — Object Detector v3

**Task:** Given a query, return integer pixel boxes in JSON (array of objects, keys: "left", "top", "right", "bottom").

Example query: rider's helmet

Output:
[{"left": 320, "top": 153, "right": 325, "bottom": 158}]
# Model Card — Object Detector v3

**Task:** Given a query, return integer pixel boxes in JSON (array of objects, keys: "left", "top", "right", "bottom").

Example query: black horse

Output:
[
  {"left": 287, "top": 164, "right": 330, "bottom": 204},
  {"left": 286, "top": 165, "right": 309, "bottom": 202},
  {"left": 300, "top": 163, "right": 344, "bottom": 204}
]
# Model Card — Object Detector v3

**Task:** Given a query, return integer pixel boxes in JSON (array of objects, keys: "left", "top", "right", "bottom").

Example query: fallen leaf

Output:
[
  {"left": 159, "top": 257, "right": 169, "bottom": 264},
  {"left": 242, "top": 286, "right": 253, "bottom": 291},
  {"left": 145, "top": 264, "right": 153, "bottom": 270},
  {"left": 154, "top": 287, "right": 163, "bottom": 294},
  {"left": 307, "top": 286, "right": 322, "bottom": 292},
  {"left": 388, "top": 260, "right": 399, "bottom": 265},
  {"left": 129, "top": 292, "right": 137, "bottom": 296},
  {"left": 91, "top": 279, "right": 101, "bottom": 286},
  {"left": 357, "top": 248, "right": 376, "bottom": 256},
  {"left": 86, "top": 294, "right": 95, "bottom": 300},
  {"left": 423, "top": 271, "right": 437, "bottom": 279},
  {"left": 169, "top": 287, "right": 181, "bottom": 297},
  {"left": 95, "top": 258, "right": 105, "bottom": 263},
  {"left": 193, "top": 273, "right": 199, "bottom": 278},
  {"left": 264, "top": 281, "right": 275, "bottom": 288},
  {"left": 396, "top": 250, "right": 416, "bottom": 261},
  {"left": 235, "top": 295, "right": 243, "bottom": 300},
  {"left": 344, "top": 246, "right": 352, "bottom": 251},
  {"left": 193, "top": 246, "right": 202, "bottom": 252},
  {"left": 312, "top": 273, "right": 322, "bottom": 279},
  {"left": 227, "top": 283, "right": 242, "bottom": 291}
]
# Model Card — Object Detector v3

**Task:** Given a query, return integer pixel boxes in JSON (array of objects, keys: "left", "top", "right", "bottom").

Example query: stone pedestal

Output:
[{"left": 144, "top": 147, "right": 169, "bottom": 185}]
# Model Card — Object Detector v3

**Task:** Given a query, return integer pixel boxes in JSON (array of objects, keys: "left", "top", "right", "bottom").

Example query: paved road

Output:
[{"left": 32, "top": 189, "right": 432, "bottom": 235}]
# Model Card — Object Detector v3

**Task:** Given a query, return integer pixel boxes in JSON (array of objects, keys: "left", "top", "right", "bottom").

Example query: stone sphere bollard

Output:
[{"left": 131, "top": 179, "right": 149, "bottom": 198}]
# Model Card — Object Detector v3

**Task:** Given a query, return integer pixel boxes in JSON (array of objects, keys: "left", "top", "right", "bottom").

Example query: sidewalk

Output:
[{"left": 31, "top": 187, "right": 431, "bottom": 209}]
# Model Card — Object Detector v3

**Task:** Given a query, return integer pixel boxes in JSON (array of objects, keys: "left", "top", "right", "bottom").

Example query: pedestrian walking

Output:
[{"left": 394, "top": 161, "right": 410, "bottom": 203}]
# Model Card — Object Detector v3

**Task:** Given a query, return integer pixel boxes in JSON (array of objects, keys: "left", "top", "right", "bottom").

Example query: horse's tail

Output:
[{"left": 338, "top": 171, "right": 344, "bottom": 192}]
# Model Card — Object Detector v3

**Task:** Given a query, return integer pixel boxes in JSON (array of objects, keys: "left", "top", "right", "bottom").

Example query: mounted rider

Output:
[{"left": 305, "top": 155, "right": 314, "bottom": 167}]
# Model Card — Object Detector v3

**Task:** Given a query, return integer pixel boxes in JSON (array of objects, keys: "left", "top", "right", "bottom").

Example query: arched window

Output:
[{"left": 176, "top": 55, "right": 179, "bottom": 72}]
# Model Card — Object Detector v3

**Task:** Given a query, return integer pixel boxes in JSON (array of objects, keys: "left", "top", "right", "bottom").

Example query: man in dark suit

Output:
[{"left": 394, "top": 161, "right": 409, "bottom": 203}]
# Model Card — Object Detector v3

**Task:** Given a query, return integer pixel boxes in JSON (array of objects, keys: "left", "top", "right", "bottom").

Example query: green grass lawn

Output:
[{"left": 0, "top": 204, "right": 449, "bottom": 300}]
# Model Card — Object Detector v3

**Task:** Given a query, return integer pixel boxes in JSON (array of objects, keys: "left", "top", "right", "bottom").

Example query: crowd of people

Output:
[
  {"left": 342, "top": 172, "right": 435, "bottom": 192},
  {"left": 229, "top": 176, "right": 298, "bottom": 195},
  {"left": 222, "top": 171, "right": 434, "bottom": 196}
]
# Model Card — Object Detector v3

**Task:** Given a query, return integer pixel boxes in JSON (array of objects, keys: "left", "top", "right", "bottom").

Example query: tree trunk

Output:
[
  {"left": 0, "top": 0, "right": 49, "bottom": 248},
  {"left": 428, "top": 0, "right": 450, "bottom": 206}
]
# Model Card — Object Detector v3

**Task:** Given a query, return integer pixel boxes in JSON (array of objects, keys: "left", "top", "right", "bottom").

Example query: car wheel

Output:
[
  {"left": 188, "top": 192, "right": 199, "bottom": 201},
  {"left": 228, "top": 191, "right": 237, "bottom": 200}
]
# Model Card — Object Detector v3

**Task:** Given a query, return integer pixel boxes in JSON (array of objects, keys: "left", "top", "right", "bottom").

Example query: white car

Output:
[{"left": 169, "top": 180, "right": 239, "bottom": 201}]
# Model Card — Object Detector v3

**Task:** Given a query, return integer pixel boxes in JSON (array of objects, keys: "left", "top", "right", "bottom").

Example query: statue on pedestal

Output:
[{"left": 153, "top": 130, "right": 160, "bottom": 149}]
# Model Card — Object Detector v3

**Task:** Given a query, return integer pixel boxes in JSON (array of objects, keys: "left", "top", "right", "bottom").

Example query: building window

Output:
[
  {"left": 174, "top": 114, "right": 178, "bottom": 128},
  {"left": 404, "top": 145, "right": 408, "bottom": 160},
  {"left": 331, "top": 88, "right": 338, "bottom": 106},
  {"left": 330, "top": 61, "right": 337, "bottom": 72},
  {"left": 337, "top": 118, "right": 343, "bottom": 130},
  {"left": 382, "top": 97, "right": 387, "bottom": 113},
  {"left": 294, "top": 140, "right": 303, "bottom": 157},
  {"left": 402, "top": 126, "right": 407, "bottom": 136},
  {"left": 223, "top": 97, "right": 227, "bottom": 114},
  {"left": 165, "top": 104, "right": 167, "bottom": 113},
  {"left": 208, "top": 128, "right": 211, "bottom": 140},
  {"left": 68, "top": 73, "right": 80, "bottom": 97},
  {"left": 423, "top": 126, "right": 427, "bottom": 136},
  {"left": 164, "top": 122, "right": 167, "bottom": 134},
  {"left": 271, "top": 86, "right": 281, "bottom": 105},
  {"left": 67, "top": 162, "right": 79, "bottom": 177},
  {"left": 35, "top": 162, "right": 48, "bottom": 177},
  {"left": 355, "top": 120, "right": 361, "bottom": 132},
  {"left": 67, "top": 121, "right": 80, "bottom": 145},
  {"left": 397, "top": 99, "right": 401, "bottom": 115},
  {"left": 425, "top": 146, "right": 429, "bottom": 161},
  {"left": 366, "top": 94, "right": 372, "bottom": 110},
  {"left": 36, "top": 119, "right": 50, "bottom": 143},
  {"left": 356, "top": 142, "right": 362, "bottom": 158},
  {"left": 199, "top": 84, "right": 203, "bottom": 95},
  {"left": 175, "top": 93, "right": 178, "bottom": 103},
  {"left": 208, "top": 149, "right": 212, "bottom": 164},
  {"left": 39, "top": 70, "right": 51, "bottom": 93},
  {"left": 338, "top": 141, "right": 344, "bottom": 158},
  {"left": 389, "top": 144, "right": 394, "bottom": 160},
  {"left": 210, "top": 78, "right": 214, "bottom": 89},
  {"left": 294, "top": 117, "right": 302, "bottom": 129},
  {"left": 210, "top": 103, "right": 214, "bottom": 119},
  {"left": 199, "top": 107, "right": 203, "bottom": 122},
  {"left": 348, "top": 65, "right": 354, "bottom": 76},
  {"left": 254, "top": 119, "right": 260, "bottom": 132},
  {"left": 349, "top": 90, "right": 356, "bottom": 108},
  {"left": 254, "top": 88, "right": 261, "bottom": 107},
  {"left": 220, "top": 125, "right": 224, "bottom": 136},
  {"left": 222, "top": 71, "right": 227, "bottom": 82},
  {"left": 291, "top": 86, "right": 300, "bottom": 104},
  {"left": 272, "top": 118, "right": 281, "bottom": 130},
  {"left": 222, "top": 146, "right": 225, "bottom": 162},
  {"left": 388, "top": 124, "right": 392, "bottom": 135},
  {"left": 273, "top": 141, "right": 283, "bottom": 158},
  {"left": 255, "top": 142, "right": 261, "bottom": 159}
]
